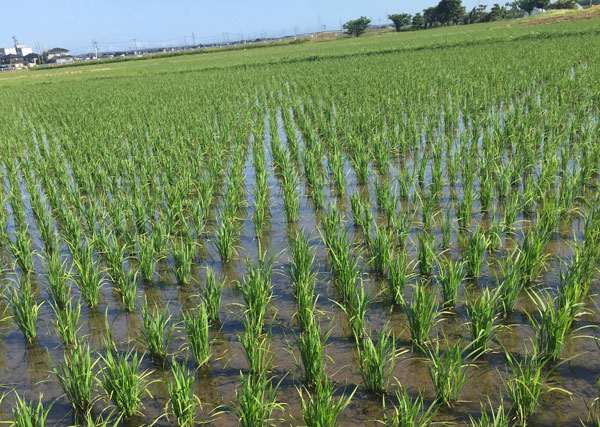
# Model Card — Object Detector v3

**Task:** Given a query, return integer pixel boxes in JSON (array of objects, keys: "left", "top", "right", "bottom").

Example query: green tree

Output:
[
  {"left": 488, "top": 3, "right": 506, "bottom": 20},
  {"left": 412, "top": 13, "right": 426, "bottom": 30},
  {"left": 547, "top": 0, "right": 578, "bottom": 9},
  {"left": 343, "top": 16, "right": 372, "bottom": 37},
  {"left": 423, "top": 7, "right": 439, "bottom": 28},
  {"left": 436, "top": 0, "right": 466, "bottom": 25},
  {"left": 388, "top": 13, "right": 412, "bottom": 31},
  {"left": 517, "top": 0, "right": 550, "bottom": 12}
]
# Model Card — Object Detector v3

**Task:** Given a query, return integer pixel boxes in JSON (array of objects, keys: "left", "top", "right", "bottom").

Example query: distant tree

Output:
[
  {"left": 412, "top": 13, "right": 426, "bottom": 30},
  {"left": 488, "top": 3, "right": 506, "bottom": 19},
  {"left": 547, "top": 0, "right": 578, "bottom": 9},
  {"left": 343, "top": 16, "right": 372, "bottom": 37},
  {"left": 423, "top": 7, "right": 439, "bottom": 27},
  {"left": 517, "top": 0, "right": 550, "bottom": 12},
  {"left": 436, "top": 0, "right": 466, "bottom": 25},
  {"left": 466, "top": 5, "right": 489, "bottom": 23},
  {"left": 388, "top": 13, "right": 412, "bottom": 31}
]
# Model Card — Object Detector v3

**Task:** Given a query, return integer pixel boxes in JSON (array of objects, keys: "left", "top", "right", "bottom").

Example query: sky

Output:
[{"left": 2, "top": 0, "right": 483, "bottom": 54}]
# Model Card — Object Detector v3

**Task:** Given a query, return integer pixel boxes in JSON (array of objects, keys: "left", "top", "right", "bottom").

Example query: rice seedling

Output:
[
  {"left": 282, "top": 169, "right": 300, "bottom": 223},
  {"left": 7, "top": 276, "right": 42, "bottom": 342},
  {"left": 469, "top": 398, "right": 510, "bottom": 427},
  {"left": 137, "top": 233, "right": 157, "bottom": 281},
  {"left": 462, "top": 227, "right": 488, "bottom": 279},
  {"left": 11, "top": 392, "right": 52, "bottom": 427},
  {"left": 53, "top": 341, "right": 98, "bottom": 415},
  {"left": 407, "top": 281, "right": 441, "bottom": 348},
  {"left": 140, "top": 299, "right": 175, "bottom": 364},
  {"left": 98, "top": 348, "right": 153, "bottom": 419},
  {"left": 290, "top": 302, "right": 329, "bottom": 385},
  {"left": 44, "top": 248, "right": 72, "bottom": 310},
  {"left": 288, "top": 229, "right": 317, "bottom": 295},
  {"left": 503, "top": 346, "right": 568, "bottom": 425},
  {"left": 73, "top": 243, "right": 103, "bottom": 308},
  {"left": 336, "top": 278, "right": 372, "bottom": 340},
  {"left": 371, "top": 225, "right": 394, "bottom": 276},
  {"left": 417, "top": 231, "right": 436, "bottom": 277},
  {"left": 240, "top": 314, "right": 274, "bottom": 376},
  {"left": 356, "top": 324, "right": 400, "bottom": 394},
  {"left": 382, "top": 388, "right": 437, "bottom": 427},
  {"left": 425, "top": 334, "right": 471, "bottom": 406},
  {"left": 496, "top": 249, "right": 523, "bottom": 316},
  {"left": 173, "top": 235, "right": 195, "bottom": 284},
  {"left": 466, "top": 287, "right": 499, "bottom": 357},
  {"left": 440, "top": 208, "right": 454, "bottom": 249},
  {"left": 52, "top": 298, "right": 81, "bottom": 347},
  {"left": 299, "top": 377, "right": 355, "bottom": 427},
  {"left": 201, "top": 266, "right": 223, "bottom": 323},
  {"left": 114, "top": 269, "right": 138, "bottom": 313},
  {"left": 235, "top": 371, "right": 283, "bottom": 427},
  {"left": 164, "top": 358, "right": 200, "bottom": 427},
  {"left": 182, "top": 304, "right": 211, "bottom": 367},
  {"left": 8, "top": 225, "right": 35, "bottom": 275},
  {"left": 436, "top": 257, "right": 465, "bottom": 309},
  {"left": 387, "top": 250, "right": 413, "bottom": 307},
  {"left": 238, "top": 251, "right": 275, "bottom": 331},
  {"left": 527, "top": 290, "right": 575, "bottom": 362}
]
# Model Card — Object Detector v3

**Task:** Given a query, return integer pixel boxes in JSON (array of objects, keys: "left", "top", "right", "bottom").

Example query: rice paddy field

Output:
[{"left": 0, "top": 13, "right": 600, "bottom": 427}]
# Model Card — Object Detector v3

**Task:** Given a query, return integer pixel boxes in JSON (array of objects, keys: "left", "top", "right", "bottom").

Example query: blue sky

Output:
[{"left": 3, "top": 0, "right": 483, "bottom": 54}]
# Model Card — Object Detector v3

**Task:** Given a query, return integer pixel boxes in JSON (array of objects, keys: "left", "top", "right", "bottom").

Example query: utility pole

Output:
[
  {"left": 92, "top": 40, "right": 99, "bottom": 59},
  {"left": 133, "top": 38, "right": 138, "bottom": 55},
  {"left": 184, "top": 35, "right": 187, "bottom": 48},
  {"left": 12, "top": 36, "right": 18, "bottom": 49},
  {"left": 192, "top": 32, "right": 195, "bottom": 46}
]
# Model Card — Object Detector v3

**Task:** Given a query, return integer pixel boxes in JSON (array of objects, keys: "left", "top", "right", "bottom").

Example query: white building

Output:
[
  {"left": 0, "top": 47, "right": 17, "bottom": 56},
  {"left": 16, "top": 45, "right": 32, "bottom": 56}
]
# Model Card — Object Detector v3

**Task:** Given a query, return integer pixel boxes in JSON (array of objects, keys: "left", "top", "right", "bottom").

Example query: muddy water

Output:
[{"left": 0, "top": 120, "right": 599, "bottom": 427}]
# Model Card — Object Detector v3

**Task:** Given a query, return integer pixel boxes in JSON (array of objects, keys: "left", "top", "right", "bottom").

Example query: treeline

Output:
[{"left": 387, "top": 0, "right": 581, "bottom": 32}]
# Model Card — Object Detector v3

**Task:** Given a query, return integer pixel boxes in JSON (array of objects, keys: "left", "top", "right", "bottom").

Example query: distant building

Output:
[
  {"left": 41, "top": 47, "right": 73, "bottom": 64},
  {"left": 16, "top": 44, "right": 32, "bottom": 56},
  {"left": 24, "top": 53, "right": 39, "bottom": 64},
  {"left": 0, "top": 54, "right": 25, "bottom": 69},
  {"left": 0, "top": 47, "right": 17, "bottom": 56}
]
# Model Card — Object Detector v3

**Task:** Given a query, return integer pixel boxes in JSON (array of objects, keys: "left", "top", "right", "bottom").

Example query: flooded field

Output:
[{"left": 0, "top": 18, "right": 600, "bottom": 427}]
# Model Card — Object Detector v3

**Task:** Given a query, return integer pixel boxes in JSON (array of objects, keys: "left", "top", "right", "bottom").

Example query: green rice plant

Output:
[
  {"left": 240, "top": 314, "right": 274, "bottom": 376},
  {"left": 299, "top": 377, "right": 355, "bottom": 427},
  {"left": 462, "top": 227, "right": 488, "bottom": 279},
  {"left": 350, "top": 191, "right": 373, "bottom": 243},
  {"left": 11, "top": 392, "right": 52, "bottom": 427},
  {"left": 238, "top": 251, "right": 275, "bottom": 331},
  {"left": 137, "top": 233, "right": 157, "bottom": 281},
  {"left": 282, "top": 169, "right": 300, "bottom": 223},
  {"left": 436, "top": 257, "right": 465, "bottom": 309},
  {"left": 371, "top": 225, "right": 394, "bottom": 276},
  {"left": 9, "top": 226, "right": 35, "bottom": 275},
  {"left": 201, "top": 267, "right": 223, "bottom": 323},
  {"left": 215, "top": 215, "right": 238, "bottom": 263},
  {"left": 114, "top": 269, "right": 137, "bottom": 313},
  {"left": 182, "top": 304, "right": 211, "bottom": 367},
  {"left": 396, "top": 208, "right": 413, "bottom": 248},
  {"left": 397, "top": 169, "right": 412, "bottom": 200},
  {"left": 173, "top": 236, "right": 195, "bottom": 284},
  {"left": 466, "top": 287, "right": 499, "bottom": 358},
  {"left": 288, "top": 229, "right": 317, "bottom": 295},
  {"left": 440, "top": 208, "right": 454, "bottom": 249},
  {"left": 425, "top": 334, "right": 471, "bottom": 406},
  {"left": 375, "top": 178, "right": 392, "bottom": 211},
  {"left": 140, "top": 299, "right": 175, "bottom": 364},
  {"left": 352, "top": 148, "right": 370, "bottom": 185},
  {"left": 337, "top": 278, "right": 372, "bottom": 340},
  {"left": 406, "top": 281, "right": 441, "bottom": 348},
  {"left": 519, "top": 218, "right": 553, "bottom": 284},
  {"left": 457, "top": 189, "right": 473, "bottom": 230},
  {"left": 356, "top": 324, "right": 400, "bottom": 394},
  {"left": 235, "top": 371, "right": 283, "bottom": 427},
  {"left": 469, "top": 398, "right": 510, "bottom": 427},
  {"left": 417, "top": 231, "right": 436, "bottom": 277},
  {"left": 98, "top": 348, "right": 153, "bottom": 419},
  {"left": 527, "top": 290, "right": 575, "bottom": 362},
  {"left": 73, "top": 243, "right": 103, "bottom": 308},
  {"left": 503, "top": 191, "right": 520, "bottom": 233},
  {"left": 496, "top": 249, "right": 523, "bottom": 316},
  {"left": 291, "top": 307, "right": 329, "bottom": 386},
  {"left": 104, "top": 238, "right": 127, "bottom": 285},
  {"left": 52, "top": 298, "right": 81, "bottom": 347},
  {"left": 53, "top": 341, "right": 98, "bottom": 415},
  {"left": 387, "top": 250, "right": 414, "bottom": 307},
  {"left": 44, "top": 248, "right": 72, "bottom": 310},
  {"left": 7, "top": 276, "right": 42, "bottom": 342},
  {"left": 504, "top": 347, "right": 568, "bottom": 425},
  {"left": 164, "top": 358, "right": 200, "bottom": 427},
  {"left": 382, "top": 388, "right": 437, "bottom": 427}
]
